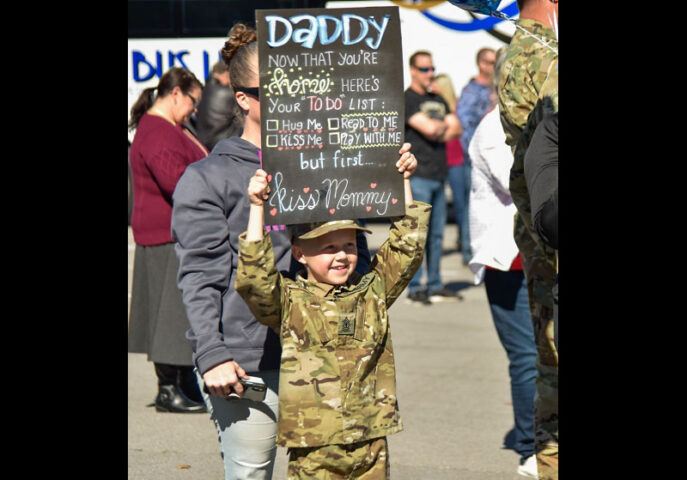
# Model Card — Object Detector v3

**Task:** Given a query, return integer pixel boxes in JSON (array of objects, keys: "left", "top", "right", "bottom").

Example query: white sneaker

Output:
[{"left": 517, "top": 455, "right": 538, "bottom": 479}]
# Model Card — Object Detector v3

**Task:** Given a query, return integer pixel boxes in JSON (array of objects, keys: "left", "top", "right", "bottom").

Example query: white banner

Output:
[{"left": 126, "top": 1, "right": 518, "bottom": 142}]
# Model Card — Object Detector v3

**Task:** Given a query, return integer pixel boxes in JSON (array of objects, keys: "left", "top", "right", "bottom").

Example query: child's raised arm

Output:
[
  {"left": 395, "top": 142, "right": 417, "bottom": 205},
  {"left": 246, "top": 169, "right": 271, "bottom": 241}
]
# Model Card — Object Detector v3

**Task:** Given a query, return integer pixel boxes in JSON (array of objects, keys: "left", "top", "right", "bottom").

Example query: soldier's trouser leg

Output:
[
  {"left": 287, "top": 437, "right": 389, "bottom": 480},
  {"left": 531, "top": 301, "right": 558, "bottom": 480},
  {"left": 514, "top": 216, "right": 558, "bottom": 479}
]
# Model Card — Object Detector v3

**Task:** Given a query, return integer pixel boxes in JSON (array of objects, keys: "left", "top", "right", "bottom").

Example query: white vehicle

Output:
[{"left": 127, "top": 1, "right": 518, "bottom": 222}]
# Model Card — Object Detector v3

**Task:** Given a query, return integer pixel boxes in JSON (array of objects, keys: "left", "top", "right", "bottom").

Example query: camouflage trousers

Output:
[
  {"left": 531, "top": 302, "right": 558, "bottom": 480},
  {"left": 287, "top": 437, "right": 389, "bottom": 480},
  {"left": 517, "top": 223, "right": 558, "bottom": 480}
]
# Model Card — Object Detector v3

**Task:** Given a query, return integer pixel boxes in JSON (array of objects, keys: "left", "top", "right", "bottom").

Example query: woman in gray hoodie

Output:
[
  {"left": 171, "top": 23, "right": 370, "bottom": 480},
  {"left": 172, "top": 23, "right": 289, "bottom": 480}
]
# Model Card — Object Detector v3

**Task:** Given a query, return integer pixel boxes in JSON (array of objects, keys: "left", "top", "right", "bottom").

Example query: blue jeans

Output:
[
  {"left": 483, "top": 269, "right": 536, "bottom": 461},
  {"left": 408, "top": 176, "right": 446, "bottom": 294},
  {"left": 446, "top": 164, "right": 472, "bottom": 263},
  {"left": 196, "top": 369, "right": 280, "bottom": 480}
]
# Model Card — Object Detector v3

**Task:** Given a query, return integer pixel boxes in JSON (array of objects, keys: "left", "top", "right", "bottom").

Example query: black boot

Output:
[
  {"left": 153, "top": 363, "right": 206, "bottom": 413},
  {"left": 178, "top": 365, "right": 204, "bottom": 403},
  {"left": 154, "top": 384, "right": 206, "bottom": 413}
]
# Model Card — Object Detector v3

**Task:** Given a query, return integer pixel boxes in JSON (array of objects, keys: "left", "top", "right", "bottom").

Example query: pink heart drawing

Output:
[
  {"left": 329, "top": 209, "right": 336, "bottom": 214},
  {"left": 269, "top": 208, "right": 277, "bottom": 216},
  {"left": 366, "top": 206, "right": 372, "bottom": 212},
  {"left": 277, "top": 147, "right": 283, "bottom": 151},
  {"left": 363, "top": 127, "right": 368, "bottom": 132},
  {"left": 391, "top": 198, "right": 398, "bottom": 204},
  {"left": 303, "top": 187, "right": 310, "bottom": 193},
  {"left": 370, "top": 183, "right": 377, "bottom": 189}
]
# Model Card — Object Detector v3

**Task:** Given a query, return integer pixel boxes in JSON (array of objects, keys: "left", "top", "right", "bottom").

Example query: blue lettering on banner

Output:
[
  {"left": 168, "top": 51, "right": 190, "bottom": 70},
  {"left": 132, "top": 51, "right": 162, "bottom": 82},
  {"left": 420, "top": 1, "right": 518, "bottom": 32},
  {"left": 203, "top": 51, "right": 210, "bottom": 80},
  {"left": 265, "top": 13, "right": 390, "bottom": 50},
  {"left": 131, "top": 49, "right": 221, "bottom": 83}
]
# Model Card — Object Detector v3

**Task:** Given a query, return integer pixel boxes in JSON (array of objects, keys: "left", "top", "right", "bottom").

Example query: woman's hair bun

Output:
[{"left": 221, "top": 23, "right": 257, "bottom": 66}]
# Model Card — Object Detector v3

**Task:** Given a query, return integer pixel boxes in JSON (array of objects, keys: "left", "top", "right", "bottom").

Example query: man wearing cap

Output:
[{"left": 234, "top": 149, "right": 429, "bottom": 479}]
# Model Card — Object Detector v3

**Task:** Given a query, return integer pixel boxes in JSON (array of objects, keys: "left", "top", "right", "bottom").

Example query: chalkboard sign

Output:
[{"left": 256, "top": 6, "right": 405, "bottom": 226}]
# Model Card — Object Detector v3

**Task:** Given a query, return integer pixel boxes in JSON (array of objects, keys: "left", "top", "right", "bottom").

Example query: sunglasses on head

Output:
[{"left": 236, "top": 87, "right": 260, "bottom": 99}]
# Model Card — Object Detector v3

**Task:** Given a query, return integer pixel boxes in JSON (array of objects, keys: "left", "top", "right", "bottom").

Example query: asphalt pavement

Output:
[{"left": 128, "top": 222, "right": 527, "bottom": 480}]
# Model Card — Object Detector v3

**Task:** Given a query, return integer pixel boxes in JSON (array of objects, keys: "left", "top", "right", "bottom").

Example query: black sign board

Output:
[{"left": 256, "top": 6, "right": 405, "bottom": 226}]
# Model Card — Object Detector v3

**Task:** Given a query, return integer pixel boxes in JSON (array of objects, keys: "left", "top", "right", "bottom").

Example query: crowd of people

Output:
[{"left": 128, "top": 1, "right": 558, "bottom": 478}]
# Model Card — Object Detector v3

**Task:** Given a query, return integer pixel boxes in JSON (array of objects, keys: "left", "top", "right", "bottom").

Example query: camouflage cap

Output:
[{"left": 289, "top": 219, "right": 372, "bottom": 240}]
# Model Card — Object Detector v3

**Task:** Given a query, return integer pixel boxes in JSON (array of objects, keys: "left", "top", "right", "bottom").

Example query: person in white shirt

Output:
[{"left": 466, "top": 47, "right": 539, "bottom": 480}]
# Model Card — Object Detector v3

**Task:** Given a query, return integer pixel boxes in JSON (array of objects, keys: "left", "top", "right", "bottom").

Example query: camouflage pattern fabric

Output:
[
  {"left": 290, "top": 219, "right": 372, "bottom": 240},
  {"left": 538, "top": 59, "right": 558, "bottom": 115},
  {"left": 497, "top": 17, "right": 559, "bottom": 480},
  {"left": 516, "top": 56, "right": 560, "bottom": 480},
  {"left": 287, "top": 436, "right": 389, "bottom": 480},
  {"left": 235, "top": 202, "right": 430, "bottom": 449},
  {"left": 498, "top": 18, "right": 558, "bottom": 151}
]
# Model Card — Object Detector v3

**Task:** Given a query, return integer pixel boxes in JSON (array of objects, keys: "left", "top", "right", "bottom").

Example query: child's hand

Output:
[
  {"left": 396, "top": 142, "right": 418, "bottom": 179},
  {"left": 248, "top": 169, "right": 271, "bottom": 206}
]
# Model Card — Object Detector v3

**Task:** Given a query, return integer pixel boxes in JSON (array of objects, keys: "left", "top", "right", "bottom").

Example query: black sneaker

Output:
[
  {"left": 406, "top": 290, "right": 431, "bottom": 305},
  {"left": 428, "top": 287, "right": 463, "bottom": 302}
]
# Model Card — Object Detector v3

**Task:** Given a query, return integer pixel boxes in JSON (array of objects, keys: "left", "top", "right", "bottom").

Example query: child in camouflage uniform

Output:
[{"left": 235, "top": 147, "right": 430, "bottom": 479}]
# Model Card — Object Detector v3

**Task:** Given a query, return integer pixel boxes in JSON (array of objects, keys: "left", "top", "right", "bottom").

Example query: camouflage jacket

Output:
[
  {"left": 498, "top": 18, "right": 559, "bottom": 299},
  {"left": 497, "top": 18, "right": 558, "bottom": 150},
  {"left": 235, "top": 202, "right": 431, "bottom": 448}
]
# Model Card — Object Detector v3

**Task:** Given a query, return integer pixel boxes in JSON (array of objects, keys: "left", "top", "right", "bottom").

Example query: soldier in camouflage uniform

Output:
[
  {"left": 235, "top": 152, "right": 428, "bottom": 479},
  {"left": 497, "top": 1, "right": 559, "bottom": 478}
]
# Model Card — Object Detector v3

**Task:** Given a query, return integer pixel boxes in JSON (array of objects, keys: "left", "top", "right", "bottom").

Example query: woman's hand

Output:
[{"left": 202, "top": 360, "right": 248, "bottom": 397}]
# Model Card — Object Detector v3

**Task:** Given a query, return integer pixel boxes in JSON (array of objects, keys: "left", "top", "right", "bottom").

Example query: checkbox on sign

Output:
[
  {"left": 329, "top": 132, "right": 340, "bottom": 144},
  {"left": 328, "top": 118, "right": 340, "bottom": 130},
  {"left": 266, "top": 120, "right": 279, "bottom": 131},
  {"left": 266, "top": 135, "right": 278, "bottom": 148}
]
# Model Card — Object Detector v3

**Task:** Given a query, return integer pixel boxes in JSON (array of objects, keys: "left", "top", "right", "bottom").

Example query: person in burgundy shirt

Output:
[{"left": 128, "top": 66, "right": 210, "bottom": 413}]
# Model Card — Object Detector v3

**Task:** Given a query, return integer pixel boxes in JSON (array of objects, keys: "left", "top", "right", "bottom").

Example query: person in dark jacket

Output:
[
  {"left": 524, "top": 113, "right": 558, "bottom": 349},
  {"left": 524, "top": 113, "right": 557, "bottom": 252},
  {"left": 171, "top": 23, "right": 371, "bottom": 480},
  {"left": 524, "top": 111, "right": 558, "bottom": 352},
  {"left": 194, "top": 61, "right": 243, "bottom": 151}
]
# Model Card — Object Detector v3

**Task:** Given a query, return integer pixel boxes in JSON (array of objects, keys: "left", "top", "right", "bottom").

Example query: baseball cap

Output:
[{"left": 289, "top": 219, "right": 372, "bottom": 240}]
